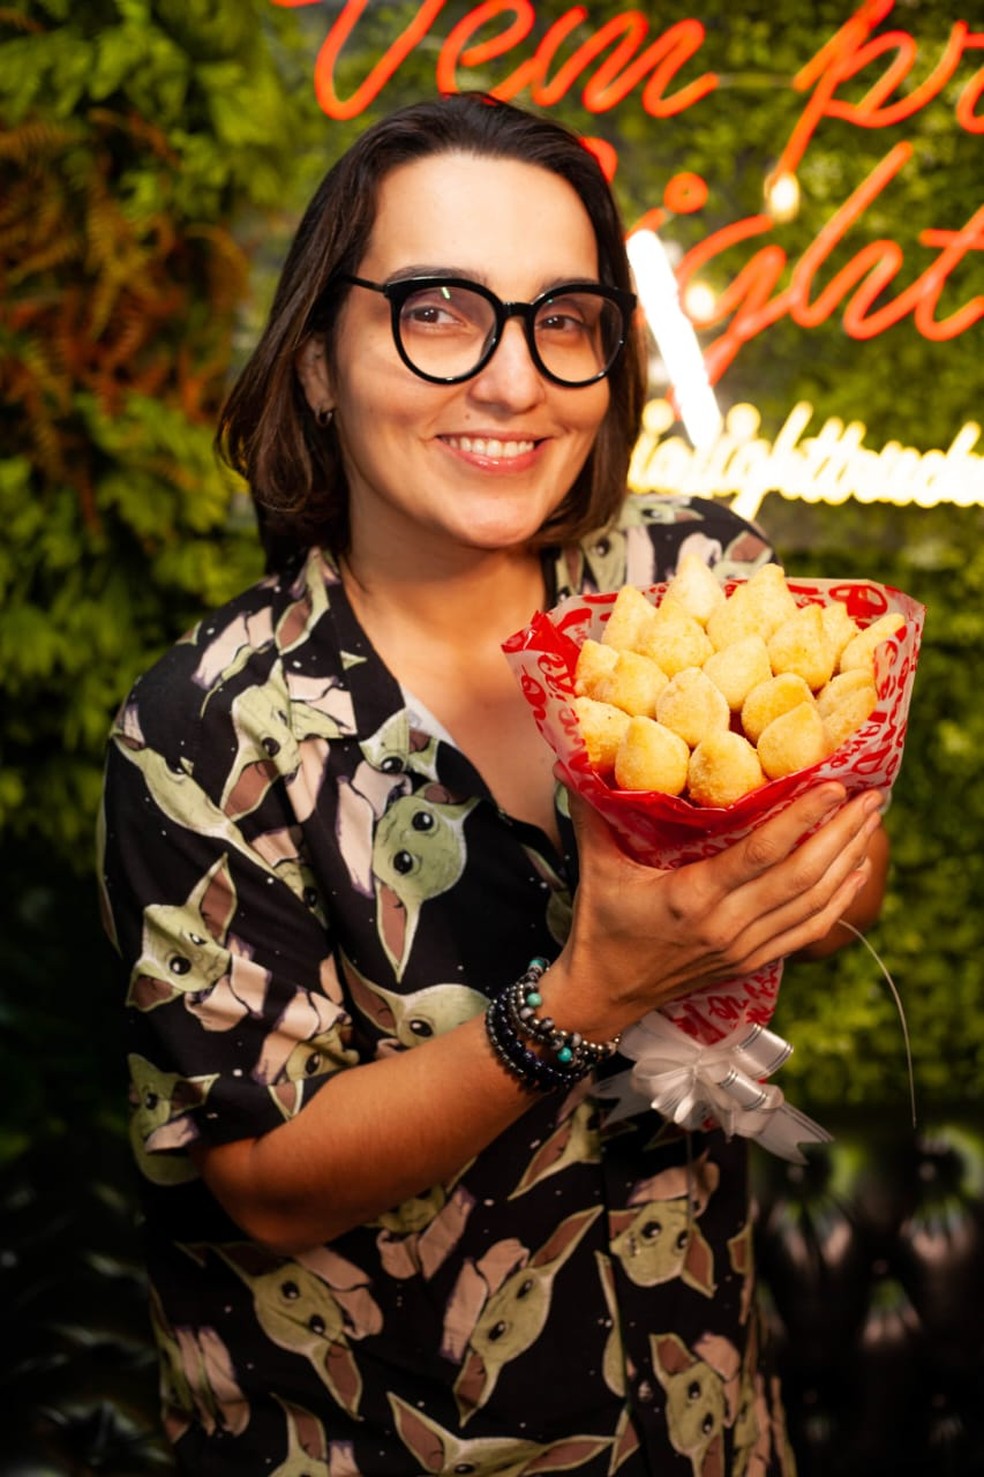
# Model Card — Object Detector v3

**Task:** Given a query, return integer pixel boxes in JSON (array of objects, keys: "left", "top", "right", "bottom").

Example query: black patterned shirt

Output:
[{"left": 100, "top": 494, "right": 796, "bottom": 1476}]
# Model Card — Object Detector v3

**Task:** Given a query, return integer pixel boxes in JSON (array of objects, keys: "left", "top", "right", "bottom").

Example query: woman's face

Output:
[{"left": 303, "top": 152, "right": 611, "bottom": 565}]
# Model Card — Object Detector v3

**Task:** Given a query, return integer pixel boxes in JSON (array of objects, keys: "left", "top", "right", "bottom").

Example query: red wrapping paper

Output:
[{"left": 503, "top": 576, "right": 924, "bottom": 1047}]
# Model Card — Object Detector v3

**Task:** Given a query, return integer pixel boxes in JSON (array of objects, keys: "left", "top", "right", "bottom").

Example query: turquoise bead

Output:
[
  {"left": 526, "top": 991, "right": 542, "bottom": 1008},
  {"left": 556, "top": 1045, "right": 574, "bottom": 1064}
]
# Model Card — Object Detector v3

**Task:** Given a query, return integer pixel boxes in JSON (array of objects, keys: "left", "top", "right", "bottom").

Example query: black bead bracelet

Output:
[{"left": 485, "top": 959, "right": 622, "bottom": 1094}]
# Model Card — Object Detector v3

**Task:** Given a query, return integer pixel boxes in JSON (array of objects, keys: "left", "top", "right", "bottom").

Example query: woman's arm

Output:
[{"left": 194, "top": 781, "right": 883, "bottom": 1253}]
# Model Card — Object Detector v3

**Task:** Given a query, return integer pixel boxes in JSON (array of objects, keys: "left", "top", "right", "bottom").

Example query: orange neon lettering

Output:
[
  {"left": 701, "top": 248, "right": 792, "bottom": 384},
  {"left": 913, "top": 206, "right": 984, "bottom": 338},
  {"left": 820, "top": 24, "right": 974, "bottom": 127},
  {"left": 777, "top": 0, "right": 893, "bottom": 175},
  {"left": 639, "top": 19, "right": 716, "bottom": 117},
  {"left": 676, "top": 218, "right": 791, "bottom": 383},
  {"left": 677, "top": 213, "right": 775, "bottom": 282},
  {"left": 434, "top": 7, "right": 715, "bottom": 116},
  {"left": 579, "top": 15, "right": 715, "bottom": 117},
  {"left": 837, "top": 241, "right": 909, "bottom": 338},
  {"left": 531, "top": 13, "right": 647, "bottom": 106},
  {"left": 957, "top": 62, "right": 984, "bottom": 131},
  {"left": 788, "top": 143, "right": 912, "bottom": 325},
  {"left": 582, "top": 136, "right": 619, "bottom": 179},
  {"left": 281, "top": 0, "right": 982, "bottom": 367},
  {"left": 436, "top": 0, "right": 535, "bottom": 97},
  {"left": 486, "top": 8, "right": 588, "bottom": 101},
  {"left": 671, "top": 140, "right": 982, "bottom": 378},
  {"left": 774, "top": 1, "right": 980, "bottom": 175},
  {"left": 312, "top": 0, "right": 447, "bottom": 121}
]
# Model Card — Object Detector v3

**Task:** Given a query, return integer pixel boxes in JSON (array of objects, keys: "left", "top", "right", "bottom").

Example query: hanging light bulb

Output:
[
  {"left": 682, "top": 280, "right": 717, "bottom": 324},
  {"left": 764, "top": 169, "right": 801, "bottom": 223}
]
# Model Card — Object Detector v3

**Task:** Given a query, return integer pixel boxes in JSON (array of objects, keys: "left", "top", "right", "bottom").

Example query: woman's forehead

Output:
[{"left": 361, "top": 152, "right": 601, "bottom": 286}]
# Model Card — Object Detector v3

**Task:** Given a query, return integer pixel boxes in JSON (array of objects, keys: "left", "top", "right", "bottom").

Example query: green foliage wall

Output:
[
  {"left": 0, "top": 0, "right": 326, "bottom": 1163},
  {"left": 0, "top": 0, "right": 326, "bottom": 855}
]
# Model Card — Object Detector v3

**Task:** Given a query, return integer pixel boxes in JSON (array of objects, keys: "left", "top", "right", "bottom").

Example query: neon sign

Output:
[
  {"left": 628, "top": 399, "right": 984, "bottom": 517},
  {"left": 273, "top": 0, "right": 983, "bottom": 384}
]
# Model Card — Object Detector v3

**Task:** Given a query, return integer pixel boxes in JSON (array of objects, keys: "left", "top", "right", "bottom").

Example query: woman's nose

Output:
[{"left": 468, "top": 317, "right": 546, "bottom": 409}]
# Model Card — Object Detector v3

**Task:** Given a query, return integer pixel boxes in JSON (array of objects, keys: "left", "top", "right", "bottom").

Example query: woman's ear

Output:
[{"left": 295, "top": 336, "right": 333, "bottom": 421}]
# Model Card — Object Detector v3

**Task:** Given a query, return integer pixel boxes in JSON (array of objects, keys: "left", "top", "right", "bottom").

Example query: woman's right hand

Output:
[{"left": 540, "top": 781, "right": 884, "bottom": 1041}]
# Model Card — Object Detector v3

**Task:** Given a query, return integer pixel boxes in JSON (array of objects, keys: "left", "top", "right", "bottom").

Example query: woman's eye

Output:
[
  {"left": 537, "top": 309, "right": 591, "bottom": 340},
  {"left": 404, "top": 302, "right": 456, "bottom": 325},
  {"left": 402, "top": 291, "right": 472, "bottom": 328}
]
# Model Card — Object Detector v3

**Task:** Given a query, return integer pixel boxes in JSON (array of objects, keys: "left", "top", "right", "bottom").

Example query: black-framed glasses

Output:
[{"left": 337, "top": 274, "right": 636, "bottom": 388}]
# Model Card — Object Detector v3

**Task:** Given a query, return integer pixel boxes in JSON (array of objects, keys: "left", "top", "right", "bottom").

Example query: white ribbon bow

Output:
[{"left": 600, "top": 1012, "right": 831, "bottom": 1164}]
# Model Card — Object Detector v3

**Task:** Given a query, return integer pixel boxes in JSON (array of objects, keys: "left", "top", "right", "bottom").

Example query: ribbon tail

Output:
[
  {"left": 595, "top": 1068, "right": 654, "bottom": 1125},
  {"left": 750, "top": 1101, "right": 834, "bottom": 1165}
]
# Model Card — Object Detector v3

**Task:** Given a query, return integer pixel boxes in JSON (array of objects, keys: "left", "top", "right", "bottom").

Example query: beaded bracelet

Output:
[
  {"left": 485, "top": 959, "right": 622, "bottom": 1094},
  {"left": 485, "top": 990, "right": 580, "bottom": 1093},
  {"left": 507, "top": 958, "right": 622, "bottom": 1071}
]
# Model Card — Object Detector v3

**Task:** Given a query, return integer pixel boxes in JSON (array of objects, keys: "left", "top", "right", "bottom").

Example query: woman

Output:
[{"left": 100, "top": 94, "right": 887, "bottom": 1475}]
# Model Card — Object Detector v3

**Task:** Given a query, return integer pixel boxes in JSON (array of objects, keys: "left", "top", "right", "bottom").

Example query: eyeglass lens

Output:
[{"left": 395, "top": 283, "right": 624, "bottom": 385}]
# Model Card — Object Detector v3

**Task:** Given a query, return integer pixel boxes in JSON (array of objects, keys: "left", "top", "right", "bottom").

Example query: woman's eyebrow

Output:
[
  {"left": 381, "top": 267, "right": 604, "bottom": 294},
  {"left": 384, "top": 264, "right": 489, "bottom": 285}
]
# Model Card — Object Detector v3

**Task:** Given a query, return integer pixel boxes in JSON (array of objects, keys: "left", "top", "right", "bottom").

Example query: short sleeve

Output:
[{"left": 100, "top": 697, "right": 358, "bottom": 1182}]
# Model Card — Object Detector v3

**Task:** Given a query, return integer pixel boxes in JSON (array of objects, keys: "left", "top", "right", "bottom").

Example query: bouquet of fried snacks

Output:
[{"left": 502, "top": 558, "right": 924, "bottom": 1159}]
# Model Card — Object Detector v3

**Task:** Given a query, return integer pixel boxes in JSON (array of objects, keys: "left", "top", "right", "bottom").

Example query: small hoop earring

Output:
[{"left": 316, "top": 406, "right": 334, "bottom": 427}]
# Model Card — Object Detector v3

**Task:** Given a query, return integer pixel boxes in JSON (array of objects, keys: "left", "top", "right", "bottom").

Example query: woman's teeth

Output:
[{"left": 446, "top": 436, "right": 536, "bottom": 458}]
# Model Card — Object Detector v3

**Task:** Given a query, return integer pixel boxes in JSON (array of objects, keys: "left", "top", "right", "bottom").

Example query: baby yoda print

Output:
[
  {"left": 387, "top": 1392, "right": 612, "bottom": 1475},
  {"left": 444, "top": 1206, "right": 603, "bottom": 1425},
  {"left": 128, "top": 853, "right": 271, "bottom": 1032},
  {"left": 507, "top": 1078, "right": 601, "bottom": 1200},
  {"left": 360, "top": 709, "right": 442, "bottom": 783},
  {"left": 608, "top": 1153, "right": 721, "bottom": 1297},
  {"left": 335, "top": 713, "right": 444, "bottom": 897},
  {"left": 192, "top": 605, "right": 277, "bottom": 696},
  {"left": 268, "top": 1395, "right": 331, "bottom": 1477},
  {"left": 103, "top": 494, "right": 794, "bottom": 1471},
  {"left": 731, "top": 1364, "right": 774, "bottom": 1477},
  {"left": 111, "top": 710, "right": 279, "bottom": 881},
  {"left": 251, "top": 975, "right": 358, "bottom": 1094},
  {"left": 371, "top": 1180, "right": 477, "bottom": 1281},
  {"left": 148, "top": 1284, "right": 249, "bottom": 1445},
  {"left": 593, "top": 1251, "right": 627, "bottom": 1400},
  {"left": 582, "top": 524, "right": 631, "bottom": 594},
  {"left": 221, "top": 665, "right": 356, "bottom": 823},
  {"left": 128, "top": 1053, "right": 217, "bottom": 1184},
  {"left": 251, "top": 824, "right": 327, "bottom": 921},
  {"left": 520, "top": 844, "right": 573, "bottom": 948},
  {"left": 216, "top": 1242, "right": 382, "bottom": 1422},
  {"left": 726, "top": 1219, "right": 756, "bottom": 1327},
  {"left": 651, "top": 1330, "right": 742, "bottom": 1477},
  {"left": 370, "top": 787, "right": 478, "bottom": 980},
  {"left": 340, "top": 951, "right": 487, "bottom": 1052},
  {"left": 191, "top": 550, "right": 335, "bottom": 697}
]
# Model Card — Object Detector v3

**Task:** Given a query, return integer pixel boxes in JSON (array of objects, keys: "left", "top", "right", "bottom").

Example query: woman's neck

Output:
[{"left": 340, "top": 540, "right": 548, "bottom": 657}]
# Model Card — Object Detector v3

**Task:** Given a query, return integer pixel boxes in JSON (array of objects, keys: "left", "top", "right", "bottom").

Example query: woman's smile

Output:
[{"left": 439, "top": 433, "right": 541, "bottom": 469}]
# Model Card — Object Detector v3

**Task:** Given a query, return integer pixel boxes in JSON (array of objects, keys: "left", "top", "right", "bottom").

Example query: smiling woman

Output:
[{"left": 98, "top": 92, "right": 888, "bottom": 1476}]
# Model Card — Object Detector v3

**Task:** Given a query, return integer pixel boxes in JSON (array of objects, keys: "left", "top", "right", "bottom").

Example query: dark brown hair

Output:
[{"left": 216, "top": 93, "right": 646, "bottom": 568}]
